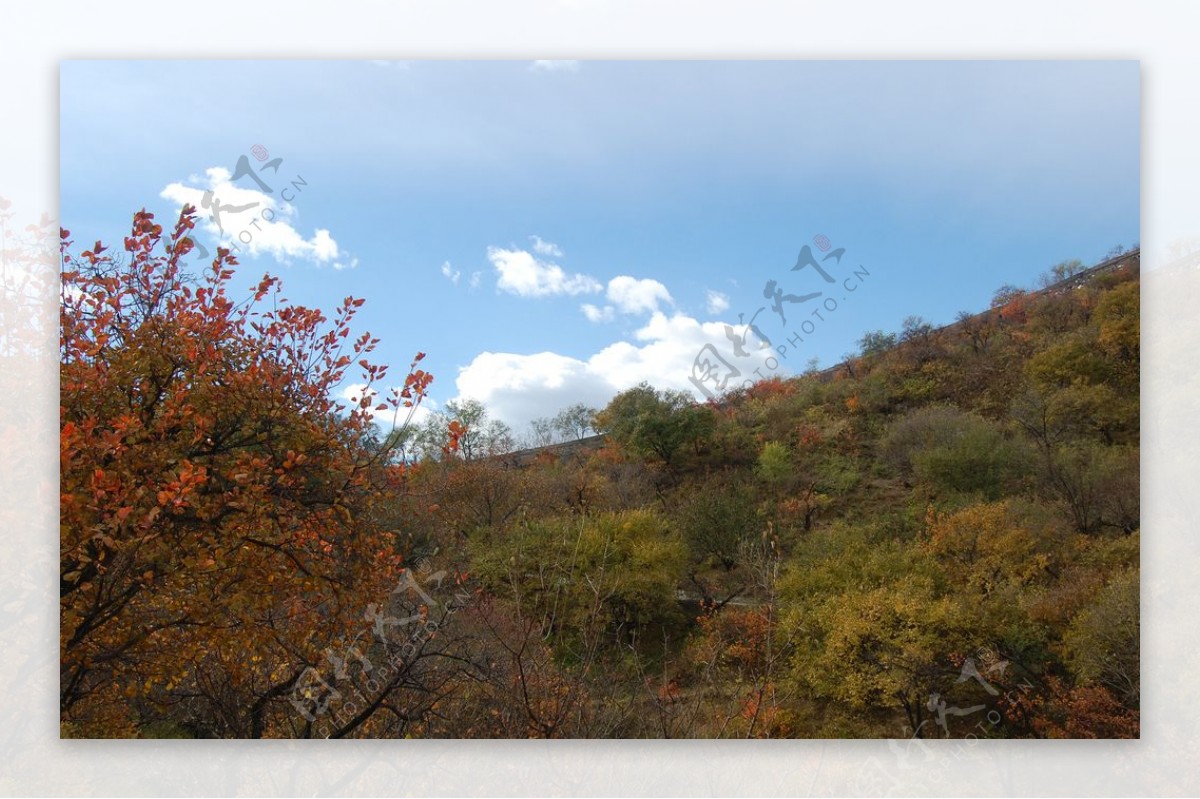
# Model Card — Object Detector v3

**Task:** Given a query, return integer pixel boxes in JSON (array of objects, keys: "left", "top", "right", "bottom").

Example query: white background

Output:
[{"left": 3, "top": 1, "right": 1198, "bottom": 795}]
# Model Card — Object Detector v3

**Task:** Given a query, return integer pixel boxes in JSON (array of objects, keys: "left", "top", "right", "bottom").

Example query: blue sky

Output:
[{"left": 60, "top": 60, "right": 1139, "bottom": 436}]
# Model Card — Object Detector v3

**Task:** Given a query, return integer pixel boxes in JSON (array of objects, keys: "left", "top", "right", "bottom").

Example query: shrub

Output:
[
  {"left": 880, "top": 405, "right": 1029, "bottom": 498},
  {"left": 678, "top": 478, "right": 760, "bottom": 570},
  {"left": 1063, "top": 568, "right": 1139, "bottom": 706}
]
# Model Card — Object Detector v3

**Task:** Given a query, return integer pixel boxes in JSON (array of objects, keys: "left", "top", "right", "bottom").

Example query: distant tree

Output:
[
  {"left": 955, "top": 310, "right": 994, "bottom": 354},
  {"left": 417, "top": 398, "right": 513, "bottom": 460},
  {"left": 990, "top": 284, "right": 1032, "bottom": 326},
  {"left": 553, "top": 403, "right": 598, "bottom": 441},
  {"left": 485, "top": 418, "right": 516, "bottom": 456},
  {"left": 900, "top": 315, "right": 934, "bottom": 343},
  {"left": 897, "top": 315, "right": 940, "bottom": 365},
  {"left": 858, "top": 329, "right": 897, "bottom": 357},
  {"left": 594, "top": 383, "right": 713, "bottom": 468},
  {"left": 377, "top": 420, "right": 419, "bottom": 462},
  {"left": 528, "top": 416, "right": 558, "bottom": 447},
  {"left": 446, "top": 399, "right": 489, "bottom": 459},
  {"left": 991, "top": 284, "right": 1026, "bottom": 308},
  {"left": 1039, "top": 258, "right": 1086, "bottom": 288}
]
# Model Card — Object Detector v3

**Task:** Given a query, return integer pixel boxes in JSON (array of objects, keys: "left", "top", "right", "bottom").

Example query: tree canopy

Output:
[
  {"left": 60, "top": 207, "right": 444, "bottom": 737},
  {"left": 594, "top": 383, "right": 713, "bottom": 468}
]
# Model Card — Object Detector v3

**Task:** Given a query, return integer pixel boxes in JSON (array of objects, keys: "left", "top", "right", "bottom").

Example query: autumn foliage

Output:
[
  {"left": 59, "top": 217, "right": 1139, "bottom": 739},
  {"left": 60, "top": 206, "right": 433, "bottom": 737}
]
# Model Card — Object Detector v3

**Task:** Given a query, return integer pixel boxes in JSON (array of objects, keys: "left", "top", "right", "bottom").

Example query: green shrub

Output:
[
  {"left": 880, "top": 405, "right": 1029, "bottom": 498},
  {"left": 470, "top": 510, "right": 687, "bottom": 650},
  {"left": 1064, "top": 568, "right": 1139, "bottom": 706},
  {"left": 677, "top": 478, "right": 760, "bottom": 570}
]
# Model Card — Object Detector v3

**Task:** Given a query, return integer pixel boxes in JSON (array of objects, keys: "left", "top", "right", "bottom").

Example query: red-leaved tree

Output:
[{"left": 60, "top": 206, "right": 441, "bottom": 737}]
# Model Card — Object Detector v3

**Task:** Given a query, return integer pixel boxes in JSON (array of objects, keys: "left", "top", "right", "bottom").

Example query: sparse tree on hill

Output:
[{"left": 553, "top": 403, "right": 598, "bottom": 441}]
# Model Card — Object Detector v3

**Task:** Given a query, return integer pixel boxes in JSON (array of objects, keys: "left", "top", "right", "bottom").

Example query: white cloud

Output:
[
  {"left": 455, "top": 352, "right": 614, "bottom": 432},
  {"left": 487, "top": 246, "right": 602, "bottom": 297},
  {"left": 469, "top": 271, "right": 482, "bottom": 289},
  {"left": 581, "top": 303, "right": 615, "bottom": 323},
  {"left": 452, "top": 310, "right": 780, "bottom": 431},
  {"left": 160, "top": 166, "right": 343, "bottom": 266},
  {"left": 341, "top": 382, "right": 436, "bottom": 434},
  {"left": 440, "top": 260, "right": 461, "bottom": 285},
  {"left": 530, "top": 60, "right": 580, "bottom": 73},
  {"left": 529, "top": 235, "right": 563, "bottom": 257},
  {"left": 606, "top": 275, "right": 673, "bottom": 315},
  {"left": 706, "top": 289, "right": 731, "bottom": 315}
]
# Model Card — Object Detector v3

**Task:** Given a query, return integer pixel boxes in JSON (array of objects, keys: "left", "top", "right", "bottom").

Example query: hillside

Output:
[
  {"left": 396, "top": 249, "right": 1140, "bottom": 738},
  {"left": 60, "top": 223, "right": 1139, "bottom": 739}
]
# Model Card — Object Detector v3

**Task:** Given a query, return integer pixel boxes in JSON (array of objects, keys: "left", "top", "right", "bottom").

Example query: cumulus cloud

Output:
[
  {"left": 160, "top": 166, "right": 344, "bottom": 266},
  {"left": 530, "top": 60, "right": 580, "bottom": 73},
  {"left": 469, "top": 271, "right": 482, "bottom": 289},
  {"left": 706, "top": 289, "right": 731, "bottom": 314},
  {"left": 487, "top": 246, "right": 602, "bottom": 297},
  {"left": 606, "top": 275, "right": 673, "bottom": 315},
  {"left": 459, "top": 240, "right": 776, "bottom": 429},
  {"left": 581, "top": 303, "right": 615, "bottom": 323},
  {"left": 454, "top": 352, "right": 614, "bottom": 432},
  {"left": 440, "top": 260, "right": 461, "bottom": 285},
  {"left": 529, "top": 235, "right": 564, "bottom": 257},
  {"left": 453, "top": 310, "right": 780, "bottom": 431}
]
